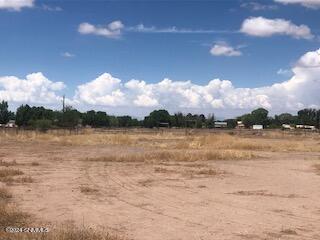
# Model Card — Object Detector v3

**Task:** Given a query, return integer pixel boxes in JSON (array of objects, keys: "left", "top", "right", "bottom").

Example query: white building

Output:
[
  {"left": 236, "top": 121, "right": 245, "bottom": 129},
  {"left": 5, "top": 120, "right": 17, "bottom": 128},
  {"left": 252, "top": 125, "right": 263, "bottom": 130},
  {"left": 214, "top": 122, "right": 228, "bottom": 128}
]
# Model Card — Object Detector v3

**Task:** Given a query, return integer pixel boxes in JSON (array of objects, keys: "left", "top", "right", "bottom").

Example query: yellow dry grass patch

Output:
[
  {"left": 0, "top": 185, "right": 122, "bottom": 240},
  {"left": 2, "top": 130, "right": 319, "bottom": 153},
  {"left": 85, "top": 149, "right": 255, "bottom": 163},
  {"left": 0, "top": 168, "right": 23, "bottom": 178}
]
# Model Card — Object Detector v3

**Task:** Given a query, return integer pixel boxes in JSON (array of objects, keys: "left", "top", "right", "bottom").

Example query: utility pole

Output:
[{"left": 62, "top": 95, "right": 65, "bottom": 113}]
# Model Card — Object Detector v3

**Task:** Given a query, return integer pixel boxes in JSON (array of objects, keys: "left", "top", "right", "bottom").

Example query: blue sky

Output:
[{"left": 0, "top": 0, "right": 320, "bottom": 118}]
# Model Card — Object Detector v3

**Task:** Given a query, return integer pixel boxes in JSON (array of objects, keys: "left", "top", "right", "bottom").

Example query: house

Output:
[
  {"left": 236, "top": 121, "right": 245, "bottom": 129},
  {"left": 304, "top": 125, "right": 316, "bottom": 131},
  {"left": 252, "top": 125, "right": 263, "bottom": 130},
  {"left": 282, "top": 124, "right": 294, "bottom": 130},
  {"left": 214, "top": 122, "right": 228, "bottom": 128},
  {"left": 296, "top": 125, "right": 316, "bottom": 130},
  {"left": 5, "top": 120, "right": 17, "bottom": 128}
]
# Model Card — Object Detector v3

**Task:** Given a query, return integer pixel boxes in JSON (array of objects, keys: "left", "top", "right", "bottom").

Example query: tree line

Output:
[{"left": 0, "top": 101, "right": 319, "bottom": 130}]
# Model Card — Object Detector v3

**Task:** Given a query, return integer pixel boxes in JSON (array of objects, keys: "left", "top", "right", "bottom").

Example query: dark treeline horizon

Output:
[{"left": 0, "top": 101, "right": 320, "bottom": 130}]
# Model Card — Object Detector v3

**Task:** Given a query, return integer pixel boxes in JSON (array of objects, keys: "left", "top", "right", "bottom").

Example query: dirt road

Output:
[{"left": 1, "top": 140, "right": 320, "bottom": 240}]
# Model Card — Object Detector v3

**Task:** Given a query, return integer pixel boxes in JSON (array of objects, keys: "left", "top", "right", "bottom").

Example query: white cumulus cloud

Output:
[
  {"left": 241, "top": 2, "right": 278, "bottom": 11},
  {"left": 73, "top": 49, "right": 320, "bottom": 113},
  {"left": 78, "top": 20, "right": 124, "bottom": 39},
  {"left": 240, "top": 16, "right": 314, "bottom": 39},
  {"left": 0, "top": 72, "right": 65, "bottom": 104},
  {"left": 1, "top": 49, "right": 320, "bottom": 116},
  {"left": 210, "top": 43, "right": 242, "bottom": 57},
  {"left": 0, "top": 0, "right": 34, "bottom": 11},
  {"left": 274, "top": 0, "right": 320, "bottom": 9},
  {"left": 61, "top": 52, "right": 75, "bottom": 58}
]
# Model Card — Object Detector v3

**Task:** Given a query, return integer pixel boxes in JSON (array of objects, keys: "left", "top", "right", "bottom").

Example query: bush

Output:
[{"left": 31, "top": 119, "right": 53, "bottom": 132}]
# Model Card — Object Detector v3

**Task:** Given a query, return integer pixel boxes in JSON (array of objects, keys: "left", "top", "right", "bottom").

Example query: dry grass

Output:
[
  {"left": 80, "top": 186, "right": 99, "bottom": 194},
  {"left": 314, "top": 164, "right": 320, "bottom": 175},
  {"left": 0, "top": 160, "right": 18, "bottom": 167},
  {"left": 15, "top": 176, "right": 34, "bottom": 183},
  {"left": 0, "top": 187, "right": 12, "bottom": 201},
  {"left": 0, "top": 202, "right": 29, "bottom": 227},
  {"left": 280, "top": 228, "right": 298, "bottom": 235},
  {"left": 231, "top": 190, "right": 298, "bottom": 198},
  {"left": 0, "top": 187, "right": 121, "bottom": 240},
  {"left": 154, "top": 167, "right": 178, "bottom": 174},
  {"left": 2, "top": 130, "right": 319, "bottom": 153},
  {"left": 85, "top": 149, "right": 255, "bottom": 163},
  {"left": 0, "top": 168, "right": 23, "bottom": 178},
  {"left": 0, "top": 168, "right": 34, "bottom": 184},
  {"left": 154, "top": 166, "right": 226, "bottom": 178},
  {"left": 138, "top": 179, "right": 154, "bottom": 187}
]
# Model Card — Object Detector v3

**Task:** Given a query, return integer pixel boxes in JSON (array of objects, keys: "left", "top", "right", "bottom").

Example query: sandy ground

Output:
[{"left": 1, "top": 139, "right": 320, "bottom": 240}]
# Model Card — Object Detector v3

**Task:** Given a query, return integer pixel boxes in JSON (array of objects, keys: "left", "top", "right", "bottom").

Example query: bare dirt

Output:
[{"left": 1, "top": 138, "right": 320, "bottom": 240}]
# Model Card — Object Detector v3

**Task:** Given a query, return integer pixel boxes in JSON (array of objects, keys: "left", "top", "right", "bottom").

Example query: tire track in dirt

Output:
[{"left": 82, "top": 160, "right": 320, "bottom": 240}]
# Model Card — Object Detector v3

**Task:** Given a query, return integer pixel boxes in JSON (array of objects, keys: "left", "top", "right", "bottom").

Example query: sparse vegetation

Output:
[
  {"left": 0, "top": 186, "right": 121, "bottom": 240},
  {"left": 314, "top": 164, "right": 320, "bottom": 175},
  {"left": 85, "top": 149, "right": 255, "bottom": 163},
  {"left": 0, "top": 169, "right": 23, "bottom": 178},
  {"left": 0, "top": 187, "right": 12, "bottom": 201},
  {"left": 0, "top": 160, "right": 18, "bottom": 167},
  {"left": 2, "top": 130, "right": 319, "bottom": 153},
  {"left": 80, "top": 186, "right": 99, "bottom": 194},
  {"left": 280, "top": 228, "right": 298, "bottom": 235}
]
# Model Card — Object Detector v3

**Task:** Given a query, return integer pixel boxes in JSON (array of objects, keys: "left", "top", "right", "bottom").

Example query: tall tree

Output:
[
  {"left": 0, "top": 101, "right": 10, "bottom": 124},
  {"left": 144, "top": 109, "right": 171, "bottom": 128},
  {"left": 251, "top": 108, "right": 269, "bottom": 126},
  {"left": 298, "top": 108, "right": 318, "bottom": 126},
  {"left": 15, "top": 104, "right": 32, "bottom": 127}
]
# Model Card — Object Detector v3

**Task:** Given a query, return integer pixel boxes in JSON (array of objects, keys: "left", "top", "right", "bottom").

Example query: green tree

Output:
[
  {"left": 241, "top": 114, "right": 253, "bottom": 128},
  {"left": 225, "top": 119, "right": 237, "bottom": 129},
  {"left": 0, "top": 101, "right": 10, "bottom": 124},
  {"left": 82, "top": 110, "right": 96, "bottom": 126},
  {"left": 277, "top": 113, "right": 294, "bottom": 124},
  {"left": 251, "top": 108, "right": 269, "bottom": 126},
  {"left": 205, "top": 114, "right": 215, "bottom": 128},
  {"left": 172, "top": 112, "right": 185, "bottom": 128},
  {"left": 94, "top": 111, "right": 109, "bottom": 127},
  {"left": 298, "top": 108, "right": 318, "bottom": 126},
  {"left": 31, "top": 119, "right": 53, "bottom": 132},
  {"left": 15, "top": 104, "right": 32, "bottom": 127},
  {"left": 144, "top": 109, "right": 171, "bottom": 128},
  {"left": 58, "top": 106, "right": 80, "bottom": 128},
  {"left": 118, "top": 116, "right": 133, "bottom": 127}
]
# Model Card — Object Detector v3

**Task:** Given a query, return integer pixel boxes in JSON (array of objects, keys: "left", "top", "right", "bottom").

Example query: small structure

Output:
[
  {"left": 5, "top": 120, "right": 17, "bottom": 128},
  {"left": 296, "top": 125, "right": 316, "bottom": 131},
  {"left": 282, "top": 124, "right": 294, "bottom": 130},
  {"left": 158, "top": 122, "right": 169, "bottom": 128},
  {"left": 252, "top": 125, "right": 263, "bottom": 130},
  {"left": 305, "top": 125, "right": 316, "bottom": 131},
  {"left": 236, "top": 121, "right": 245, "bottom": 129},
  {"left": 214, "top": 122, "right": 228, "bottom": 128}
]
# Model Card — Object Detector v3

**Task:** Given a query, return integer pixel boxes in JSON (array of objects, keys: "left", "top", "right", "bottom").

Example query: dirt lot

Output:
[{"left": 1, "top": 130, "right": 320, "bottom": 240}]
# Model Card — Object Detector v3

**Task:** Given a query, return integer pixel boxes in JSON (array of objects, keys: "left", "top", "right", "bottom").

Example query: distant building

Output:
[
  {"left": 236, "top": 121, "right": 245, "bottom": 129},
  {"left": 296, "top": 125, "right": 316, "bottom": 130},
  {"left": 214, "top": 122, "right": 228, "bottom": 128},
  {"left": 252, "top": 125, "right": 263, "bottom": 130},
  {"left": 158, "top": 122, "right": 170, "bottom": 128},
  {"left": 282, "top": 124, "right": 294, "bottom": 130},
  {"left": 5, "top": 120, "right": 17, "bottom": 128}
]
